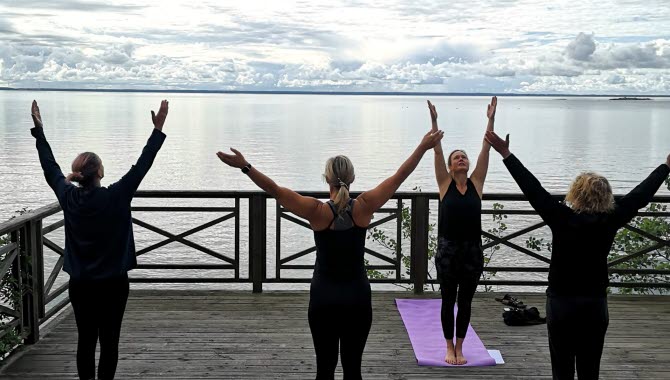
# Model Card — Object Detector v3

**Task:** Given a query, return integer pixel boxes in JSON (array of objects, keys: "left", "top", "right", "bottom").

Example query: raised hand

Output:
[
  {"left": 427, "top": 100, "right": 438, "bottom": 131},
  {"left": 484, "top": 130, "right": 510, "bottom": 158},
  {"left": 216, "top": 148, "right": 249, "bottom": 169},
  {"left": 31, "top": 100, "right": 43, "bottom": 128},
  {"left": 151, "top": 100, "right": 169, "bottom": 131},
  {"left": 487, "top": 96, "right": 497, "bottom": 121},
  {"left": 419, "top": 129, "right": 444, "bottom": 152},
  {"left": 666, "top": 154, "right": 670, "bottom": 169}
]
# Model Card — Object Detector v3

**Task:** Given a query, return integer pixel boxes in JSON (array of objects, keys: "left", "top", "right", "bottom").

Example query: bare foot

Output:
[
  {"left": 455, "top": 351, "right": 468, "bottom": 365},
  {"left": 445, "top": 341, "right": 457, "bottom": 364},
  {"left": 455, "top": 337, "right": 467, "bottom": 365}
]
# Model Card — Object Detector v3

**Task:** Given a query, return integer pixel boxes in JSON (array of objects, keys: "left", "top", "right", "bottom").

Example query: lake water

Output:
[{"left": 1, "top": 91, "right": 669, "bottom": 291}]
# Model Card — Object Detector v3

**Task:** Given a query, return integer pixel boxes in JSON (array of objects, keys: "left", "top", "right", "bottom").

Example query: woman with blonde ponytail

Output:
[
  {"left": 217, "top": 128, "right": 443, "bottom": 380},
  {"left": 30, "top": 100, "right": 169, "bottom": 380}
]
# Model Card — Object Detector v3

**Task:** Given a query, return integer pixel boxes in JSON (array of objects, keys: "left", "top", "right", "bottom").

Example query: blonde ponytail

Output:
[{"left": 324, "top": 156, "right": 355, "bottom": 214}]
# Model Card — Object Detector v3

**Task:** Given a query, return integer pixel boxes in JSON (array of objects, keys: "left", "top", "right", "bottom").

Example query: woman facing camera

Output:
[{"left": 427, "top": 97, "right": 497, "bottom": 365}]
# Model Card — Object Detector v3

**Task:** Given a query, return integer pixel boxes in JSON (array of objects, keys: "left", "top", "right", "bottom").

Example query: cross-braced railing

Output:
[{"left": 0, "top": 190, "right": 668, "bottom": 351}]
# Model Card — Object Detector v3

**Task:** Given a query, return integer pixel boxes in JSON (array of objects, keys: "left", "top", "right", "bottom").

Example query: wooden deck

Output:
[{"left": 1, "top": 291, "right": 668, "bottom": 379}]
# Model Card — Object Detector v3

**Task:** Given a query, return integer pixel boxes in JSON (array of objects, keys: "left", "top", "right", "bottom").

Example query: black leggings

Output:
[
  {"left": 436, "top": 238, "right": 483, "bottom": 340},
  {"left": 308, "top": 303, "right": 372, "bottom": 380},
  {"left": 439, "top": 276, "right": 478, "bottom": 340},
  {"left": 69, "top": 276, "right": 129, "bottom": 380},
  {"left": 547, "top": 295, "right": 609, "bottom": 380}
]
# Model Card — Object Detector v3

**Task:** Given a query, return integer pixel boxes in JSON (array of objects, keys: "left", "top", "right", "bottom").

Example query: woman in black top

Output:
[
  {"left": 485, "top": 130, "right": 670, "bottom": 380},
  {"left": 31, "top": 100, "right": 169, "bottom": 380},
  {"left": 217, "top": 129, "right": 444, "bottom": 380},
  {"left": 427, "top": 97, "right": 497, "bottom": 365}
]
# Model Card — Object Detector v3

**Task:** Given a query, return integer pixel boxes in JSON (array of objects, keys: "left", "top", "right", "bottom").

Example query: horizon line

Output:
[{"left": 0, "top": 87, "right": 668, "bottom": 97}]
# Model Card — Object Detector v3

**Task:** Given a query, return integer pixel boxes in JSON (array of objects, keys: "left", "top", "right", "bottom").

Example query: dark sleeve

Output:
[
  {"left": 109, "top": 128, "right": 166, "bottom": 200},
  {"left": 612, "top": 164, "right": 670, "bottom": 227},
  {"left": 31, "top": 127, "right": 72, "bottom": 201},
  {"left": 503, "top": 154, "right": 571, "bottom": 225}
]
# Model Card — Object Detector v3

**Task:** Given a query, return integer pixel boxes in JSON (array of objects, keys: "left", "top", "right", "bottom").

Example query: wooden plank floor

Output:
[{"left": 1, "top": 291, "right": 669, "bottom": 379}]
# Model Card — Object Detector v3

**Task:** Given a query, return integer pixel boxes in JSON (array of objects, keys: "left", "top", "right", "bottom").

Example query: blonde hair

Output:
[
  {"left": 323, "top": 155, "right": 355, "bottom": 214},
  {"left": 565, "top": 172, "right": 615, "bottom": 214}
]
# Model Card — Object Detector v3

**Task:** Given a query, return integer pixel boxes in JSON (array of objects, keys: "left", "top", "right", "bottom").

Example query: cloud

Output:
[
  {"left": 1, "top": 1, "right": 669, "bottom": 94},
  {"left": 566, "top": 33, "right": 596, "bottom": 61},
  {"left": 0, "top": 18, "right": 14, "bottom": 34},
  {"left": 563, "top": 33, "right": 670, "bottom": 70},
  {"left": 0, "top": 0, "right": 146, "bottom": 12}
]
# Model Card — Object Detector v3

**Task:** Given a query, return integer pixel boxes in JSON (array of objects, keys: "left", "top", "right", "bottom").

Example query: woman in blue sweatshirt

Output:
[
  {"left": 30, "top": 100, "right": 169, "bottom": 380},
  {"left": 485, "top": 130, "right": 669, "bottom": 380}
]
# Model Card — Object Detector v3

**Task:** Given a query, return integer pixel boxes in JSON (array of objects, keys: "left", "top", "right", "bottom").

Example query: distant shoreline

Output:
[{"left": 0, "top": 87, "right": 669, "bottom": 97}]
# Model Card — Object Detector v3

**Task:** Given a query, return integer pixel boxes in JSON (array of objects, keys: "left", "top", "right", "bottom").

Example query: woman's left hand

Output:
[
  {"left": 487, "top": 96, "right": 497, "bottom": 121},
  {"left": 216, "top": 148, "right": 249, "bottom": 169},
  {"left": 31, "top": 100, "right": 43, "bottom": 128}
]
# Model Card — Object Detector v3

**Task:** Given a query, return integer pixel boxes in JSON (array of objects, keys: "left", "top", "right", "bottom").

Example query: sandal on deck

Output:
[{"left": 495, "top": 294, "right": 527, "bottom": 308}]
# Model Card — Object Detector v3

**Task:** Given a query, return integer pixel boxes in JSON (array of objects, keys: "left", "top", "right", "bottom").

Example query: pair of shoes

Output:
[
  {"left": 495, "top": 294, "right": 526, "bottom": 309},
  {"left": 502, "top": 306, "right": 546, "bottom": 326}
]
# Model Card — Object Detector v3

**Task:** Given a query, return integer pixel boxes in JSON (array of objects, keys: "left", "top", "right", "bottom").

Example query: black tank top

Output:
[
  {"left": 312, "top": 199, "right": 368, "bottom": 281},
  {"left": 438, "top": 178, "right": 482, "bottom": 241}
]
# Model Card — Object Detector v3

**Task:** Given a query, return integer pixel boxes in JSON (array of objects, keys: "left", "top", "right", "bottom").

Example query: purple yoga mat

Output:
[{"left": 396, "top": 298, "right": 497, "bottom": 367}]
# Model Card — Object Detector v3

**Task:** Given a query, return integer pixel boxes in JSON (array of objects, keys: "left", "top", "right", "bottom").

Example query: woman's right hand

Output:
[
  {"left": 216, "top": 148, "right": 250, "bottom": 169},
  {"left": 484, "top": 130, "right": 511, "bottom": 158},
  {"left": 427, "top": 100, "right": 438, "bottom": 131},
  {"left": 151, "top": 100, "right": 169, "bottom": 131},
  {"left": 31, "top": 100, "right": 43, "bottom": 128},
  {"left": 419, "top": 129, "right": 444, "bottom": 152}
]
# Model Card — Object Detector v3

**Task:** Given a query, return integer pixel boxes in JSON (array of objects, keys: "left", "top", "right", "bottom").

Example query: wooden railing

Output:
[{"left": 1, "top": 190, "right": 669, "bottom": 347}]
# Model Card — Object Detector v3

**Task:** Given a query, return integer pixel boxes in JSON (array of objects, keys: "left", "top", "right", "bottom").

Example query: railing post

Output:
[
  {"left": 22, "top": 221, "right": 42, "bottom": 344},
  {"left": 30, "top": 220, "right": 45, "bottom": 320},
  {"left": 9, "top": 231, "right": 23, "bottom": 341},
  {"left": 410, "top": 194, "right": 429, "bottom": 295},
  {"left": 249, "top": 194, "right": 267, "bottom": 293}
]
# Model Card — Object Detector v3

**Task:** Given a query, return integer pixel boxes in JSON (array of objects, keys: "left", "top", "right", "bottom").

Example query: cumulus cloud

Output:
[
  {"left": 0, "top": 0, "right": 669, "bottom": 94},
  {"left": 566, "top": 33, "right": 596, "bottom": 61}
]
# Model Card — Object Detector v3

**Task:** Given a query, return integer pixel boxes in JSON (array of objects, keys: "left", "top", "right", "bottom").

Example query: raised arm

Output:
[
  {"left": 612, "top": 156, "right": 670, "bottom": 227},
  {"left": 470, "top": 96, "right": 497, "bottom": 197},
  {"left": 109, "top": 100, "right": 168, "bottom": 199},
  {"left": 30, "top": 100, "right": 72, "bottom": 201},
  {"left": 486, "top": 131, "right": 570, "bottom": 225},
  {"left": 355, "top": 129, "right": 444, "bottom": 226},
  {"left": 427, "top": 100, "right": 451, "bottom": 199},
  {"left": 216, "top": 148, "right": 328, "bottom": 229}
]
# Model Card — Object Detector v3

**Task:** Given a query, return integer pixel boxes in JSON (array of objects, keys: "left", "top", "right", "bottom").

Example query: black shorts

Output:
[{"left": 436, "top": 238, "right": 484, "bottom": 282}]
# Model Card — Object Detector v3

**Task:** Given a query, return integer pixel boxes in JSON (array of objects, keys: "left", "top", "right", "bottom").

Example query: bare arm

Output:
[
  {"left": 216, "top": 149, "right": 328, "bottom": 229},
  {"left": 355, "top": 129, "right": 444, "bottom": 226},
  {"left": 427, "top": 100, "right": 451, "bottom": 199},
  {"left": 470, "top": 96, "right": 497, "bottom": 197}
]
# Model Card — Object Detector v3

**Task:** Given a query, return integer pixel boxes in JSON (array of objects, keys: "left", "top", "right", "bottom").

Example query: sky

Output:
[{"left": 0, "top": 0, "right": 669, "bottom": 94}]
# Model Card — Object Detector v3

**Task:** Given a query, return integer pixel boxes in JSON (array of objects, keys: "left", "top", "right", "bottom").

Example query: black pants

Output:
[
  {"left": 308, "top": 303, "right": 372, "bottom": 380},
  {"left": 69, "top": 275, "right": 130, "bottom": 380},
  {"left": 436, "top": 238, "right": 483, "bottom": 340},
  {"left": 439, "top": 276, "right": 478, "bottom": 339},
  {"left": 547, "top": 295, "right": 609, "bottom": 380}
]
